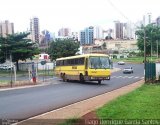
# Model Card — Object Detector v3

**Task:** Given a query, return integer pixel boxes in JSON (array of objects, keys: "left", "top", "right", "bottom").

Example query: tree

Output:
[
  {"left": 0, "top": 32, "right": 40, "bottom": 71},
  {"left": 113, "top": 50, "right": 119, "bottom": 54},
  {"left": 136, "top": 24, "right": 160, "bottom": 56},
  {"left": 102, "top": 42, "right": 106, "bottom": 49},
  {"left": 129, "top": 51, "right": 137, "bottom": 57},
  {"left": 105, "top": 36, "right": 113, "bottom": 40},
  {"left": 48, "top": 39, "right": 80, "bottom": 61}
]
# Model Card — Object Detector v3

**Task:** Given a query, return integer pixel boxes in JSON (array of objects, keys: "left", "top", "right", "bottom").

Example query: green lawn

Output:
[
  {"left": 112, "top": 56, "right": 159, "bottom": 63},
  {"left": 97, "top": 84, "right": 160, "bottom": 119},
  {"left": 58, "top": 119, "right": 78, "bottom": 125},
  {"left": 0, "top": 80, "right": 9, "bottom": 84},
  {"left": 57, "top": 84, "right": 160, "bottom": 125},
  {"left": 0, "top": 70, "right": 55, "bottom": 77}
]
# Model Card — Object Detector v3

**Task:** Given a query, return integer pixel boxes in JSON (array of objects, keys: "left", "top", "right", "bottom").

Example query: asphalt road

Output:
[{"left": 0, "top": 63, "right": 144, "bottom": 120}]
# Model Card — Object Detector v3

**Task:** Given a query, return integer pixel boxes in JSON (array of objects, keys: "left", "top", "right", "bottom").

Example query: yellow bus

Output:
[{"left": 55, "top": 54, "right": 111, "bottom": 84}]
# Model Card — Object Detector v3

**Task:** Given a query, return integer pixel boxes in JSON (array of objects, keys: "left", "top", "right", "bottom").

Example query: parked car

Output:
[
  {"left": 118, "top": 61, "right": 125, "bottom": 65},
  {"left": 0, "top": 65, "right": 13, "bottom": 70},
  {"left": 123, "top": 67, "right": 133, "bottom": 74}
]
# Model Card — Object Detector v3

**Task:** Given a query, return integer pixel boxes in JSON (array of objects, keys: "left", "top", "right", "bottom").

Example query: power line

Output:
[{"left": 107, "top": 0, "right": 130, "bottom": 21}]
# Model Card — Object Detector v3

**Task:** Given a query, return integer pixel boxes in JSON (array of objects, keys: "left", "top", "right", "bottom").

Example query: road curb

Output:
[
  {"left": 17, "top": 79, "right": 144, "bottom": 125},
  {"left": 0, "top": 78, "right": 58, "bottom": 92}
]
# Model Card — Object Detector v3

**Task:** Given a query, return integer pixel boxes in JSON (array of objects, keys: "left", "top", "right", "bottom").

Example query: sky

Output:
[{"left": 0, "top": 0, "right": 160, "bottom": 33}]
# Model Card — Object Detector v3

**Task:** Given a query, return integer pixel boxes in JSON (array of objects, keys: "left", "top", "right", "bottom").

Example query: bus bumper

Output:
[{"left": 85, "top": 76, "right": 110, "bottom": 81}]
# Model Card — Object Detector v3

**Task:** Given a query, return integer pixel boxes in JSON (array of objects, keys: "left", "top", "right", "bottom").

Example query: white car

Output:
[
  {"left": 123, "top": 67, "right": 133, "bottom": 74},
  {"left": 0, "top": 65, "right": 13, "bottom": 70},
  {"left": 118, "top": 61, "right": 125, "bottom": 65}
]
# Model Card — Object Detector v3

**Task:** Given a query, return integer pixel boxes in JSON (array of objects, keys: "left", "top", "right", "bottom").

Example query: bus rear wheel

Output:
[
  {"left": 80, "top": 74, "right": 85, "bottom": 83},
  {"left": 98, "top": 80, "right": 101, "bottom": 84}
]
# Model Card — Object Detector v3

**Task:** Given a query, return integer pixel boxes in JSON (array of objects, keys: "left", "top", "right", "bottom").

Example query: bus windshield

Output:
[{"left": 89, "top": 56, "right": 110, "bottom": 69}]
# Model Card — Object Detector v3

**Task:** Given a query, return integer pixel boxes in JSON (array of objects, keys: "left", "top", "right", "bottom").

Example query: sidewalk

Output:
[{"left": 0, "top": 77, "right": 57, "bottom": 91}]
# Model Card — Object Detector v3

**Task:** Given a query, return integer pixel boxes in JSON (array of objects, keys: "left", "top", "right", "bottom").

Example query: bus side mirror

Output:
[{"left": 109, "top": 59, "right": 113, "bottom": 69}]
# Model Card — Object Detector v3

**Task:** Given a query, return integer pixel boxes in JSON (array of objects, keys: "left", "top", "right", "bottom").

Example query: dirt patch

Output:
[
  {"left": 0, "top": 81, "right": 38, "bottom": 89},
  {"left": 81, "top": 111, "right": 98, "bottom": 119},
  {"left": 72, "top": 111, "right": 99, "bottom": 125}
]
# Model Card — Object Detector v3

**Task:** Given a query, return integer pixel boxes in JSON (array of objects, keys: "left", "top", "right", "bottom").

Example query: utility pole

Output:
[
  {"left": 157, "top": 40, "right": 158, "bottom": 58},
  {"left": 151, "top": 30, "right": 153, "bottom": 61},
  {"left": 144, "top": 27, "right": 146, "bottom": 82},
  {"left": 10, "top": 54, "right": 13, "bottom": 87}
]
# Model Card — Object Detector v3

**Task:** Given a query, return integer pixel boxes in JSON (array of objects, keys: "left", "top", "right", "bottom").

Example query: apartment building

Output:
[
  {"left": 0, "top": 20, "right": 14, "bottom": 37},
  {"left": 30, "top": 17, "right": 40, "bottom": 43},
  {"left": 80, "top": 26, "right": 94, "bottom": 45}
]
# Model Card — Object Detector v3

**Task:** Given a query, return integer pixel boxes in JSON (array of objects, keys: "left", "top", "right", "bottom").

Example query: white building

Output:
[
  {"left": 95, "top": 39, "right": 138, "bottom": 52},
  {"left": 94, "top": 26, "right": 103, "bottom": 39},
  {"left": 58, "top": 28, "right": 71, "bottom": 37},
  {"left": 123, "top": 22, "right": 136, "bottom": 39},
  {"left": 143, "top": 13, "right": 152, "bottom": 26}
]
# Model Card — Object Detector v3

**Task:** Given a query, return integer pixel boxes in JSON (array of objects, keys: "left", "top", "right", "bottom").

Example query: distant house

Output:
[{"left": 39, "top": 54, "right": 49, "bottom": 60}]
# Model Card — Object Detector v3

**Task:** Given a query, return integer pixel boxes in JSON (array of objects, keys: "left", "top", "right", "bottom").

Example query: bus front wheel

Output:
[
  {"left": 62, "top": 74, "right": 66, "bottom": 82},
  {"left": 107, "top": 76, "right": 110, "bottom": 80}
]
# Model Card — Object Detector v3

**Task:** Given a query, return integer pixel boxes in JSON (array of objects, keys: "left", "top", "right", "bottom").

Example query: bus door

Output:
[{"left": 85, "top": 58, "right": 88, "bottom": 76}]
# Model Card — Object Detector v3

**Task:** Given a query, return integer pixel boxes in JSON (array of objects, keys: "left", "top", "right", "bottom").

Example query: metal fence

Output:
[
  {"left": 145, "top": 62, "right": 156, "bottom": 82},
  {"left": 0, "top": 62, "right": 55, "bottom": 88}
]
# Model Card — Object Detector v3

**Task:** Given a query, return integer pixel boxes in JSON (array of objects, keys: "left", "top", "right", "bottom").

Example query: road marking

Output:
[
  {"left": 111, "top": 76, "right": 116, "bottom": 78},
  {"left": 123, "top": 76, "right": 128, "bottom": 78},
  {"left": 134, "top": 77, "right": 139, "bottom": 79},
  {"left": 128, "top": 76, "right": 134, "bottom": 78},
  {"left": 116, "top": 76, "right": 122, "bottom": 78},
  {"left": 111, "top": 76, "right": 143, "bottom": 79}
]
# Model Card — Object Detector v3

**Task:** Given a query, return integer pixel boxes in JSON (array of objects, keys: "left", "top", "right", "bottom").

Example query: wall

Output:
[{"left": 18, "top": 62, "right": 55, "bottom": 71}]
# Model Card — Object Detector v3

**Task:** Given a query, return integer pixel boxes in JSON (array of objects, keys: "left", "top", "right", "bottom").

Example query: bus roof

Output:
[{"left": 56, "top": 54, "right": 109, "bottom": 60}]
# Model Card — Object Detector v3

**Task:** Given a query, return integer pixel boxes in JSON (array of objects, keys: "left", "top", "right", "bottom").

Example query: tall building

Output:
[
  {"left": 143, "top": 13, "right": 152, "bottom": 26},
  {"left": 114, "top": 21, "right": 136, "bottom": 40},
  {"left": 156, "top": 16, "right": 160, "bottom": 25},
  {"left": 123, "top": 22, "right": 135, "bottom": 39},
  {"left": 80, "top": 26, "right": 94, "bottom": 45},
  {"left": 0, "top": 20, "right": 14, "bottom": 37},
  {"left": 40, "top": 30, "right": 51, "bottom": 46},
  {"left": 94, "top": 26, "right": 103, "bottom": 39},
  {"left": 30, "top": 17, "right": 40, "bottom": 43},
  {"left": 71, "top": 32, "right": 78, "bottom": 40},
  {"left": 58, "top": 28, "right": 71, "bottom": 37},
  {"left": 114, "top": 21, "right": 124, "bottom": 39}
]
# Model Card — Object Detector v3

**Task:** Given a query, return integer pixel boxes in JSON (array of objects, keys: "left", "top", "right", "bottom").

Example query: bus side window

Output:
[
  {"left": 79, "top": 58, "right": 84, "bottom": 65},
  {"left": 67, "top": 60, "right": 70, "bottom": 65},
  {"left": 60, "top": 60, "right": 64, "bottom": 66},
  {"left": 56, "top": 61, "right": 59, "bottom": 66},
  {"left": 75, "top": 58, "right": 78, "bottom": 64},
  {"left": 64, "top": 60, "right": 67, "bottom": 66}
]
